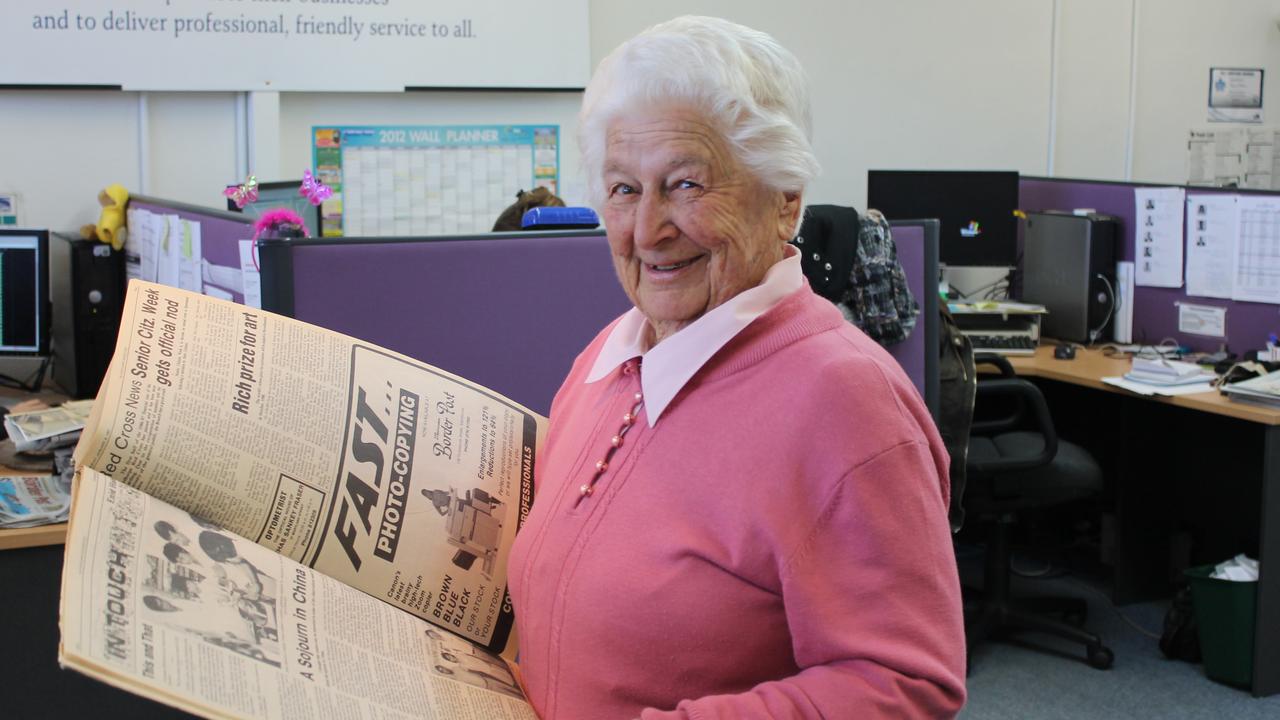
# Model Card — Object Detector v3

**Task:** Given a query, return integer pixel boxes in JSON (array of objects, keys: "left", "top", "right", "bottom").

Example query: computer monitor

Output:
[
  {"left": 0, "top": 229, "right": 50, "bottom": 356},
  {"left": 866, "top": 170, "right": 1019, "bottom": 268},
  {"left": 226, "top": 180, "right": 322, "bottom": 235}
]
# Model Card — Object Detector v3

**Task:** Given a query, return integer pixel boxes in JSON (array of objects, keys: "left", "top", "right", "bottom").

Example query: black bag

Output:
[{"left": 1160, "top": 585, "right": 1202, "bottom": 662}]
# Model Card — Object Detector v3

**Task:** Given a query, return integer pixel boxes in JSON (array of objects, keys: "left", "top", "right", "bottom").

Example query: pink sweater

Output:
[{"left": 508, "top": 287, "right": 966, "bottom": 719}]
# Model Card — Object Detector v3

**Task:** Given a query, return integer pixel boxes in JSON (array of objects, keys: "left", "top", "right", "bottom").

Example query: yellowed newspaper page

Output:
[
  {"left": 60, "top": 467, "right": 537, "bottom": 720},
  {"left": 74, "top": 280, "right": 545, "bottom": 653}
]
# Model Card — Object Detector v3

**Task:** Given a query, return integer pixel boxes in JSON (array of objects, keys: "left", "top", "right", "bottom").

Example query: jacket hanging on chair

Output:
[
  {"left": 791, "top": 205, "right": 919, "bottom": 345},
  {"left": 937, "top": 305, "right": 975, "bottom": 532}
]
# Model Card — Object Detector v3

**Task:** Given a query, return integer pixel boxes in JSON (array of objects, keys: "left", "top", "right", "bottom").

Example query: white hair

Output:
[{"left": 578, "top": 15, "right": 820, "bottom": 228}]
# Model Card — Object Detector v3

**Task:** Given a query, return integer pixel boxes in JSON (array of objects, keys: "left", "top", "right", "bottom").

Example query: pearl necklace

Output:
[{"left": 578, "top": 388, "right": 645, "bottom": 500}]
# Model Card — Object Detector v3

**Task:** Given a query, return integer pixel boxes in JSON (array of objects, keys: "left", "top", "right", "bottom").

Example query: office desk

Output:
[
  {"left": 1008, "top": 346, "right": 1280, "bottom": 425},
  {"left": 0, "top": 544, "right": 194, "bottom": 718},
  {"left": 1003, "top": 346, "right": 1280, "bottom": 696},
  {"left": 0, "top": 387, "right": 73, "bottom": 550},
  {"left": 0, "top": 522, "right": 66, "bottom": 549}
]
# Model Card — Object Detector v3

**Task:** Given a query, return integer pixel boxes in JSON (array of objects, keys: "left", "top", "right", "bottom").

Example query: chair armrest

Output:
[
  {"left": 974, "top": 352, "right": 1016, "bottom": 377},
  {"left": 968, "top": 378, "right": 1059, "bottom": 474},
  {"left": 971, "top": 353, "right": 1028, "bottom": 433}
]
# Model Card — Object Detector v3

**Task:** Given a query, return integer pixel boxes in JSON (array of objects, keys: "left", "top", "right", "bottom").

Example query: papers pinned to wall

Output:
[
  {"left": 238, "top": 240, "right": 262, "bottom": 310},
  {"left": 1208, "top": 68, "right": 1264, "bottom": 124},
  {"left": 1176, "top": 302, "right": 1227, "bottom": 338},
  {"left": 1233, "top": 195, "right": 1280, "bottom": 304},
  {"left": 0, "top": 191, "right": 20, "bottom": 226},
  {"left": 124, "top": 203, "right": 259, "bottom": 304},
  {"left": 1181, "top": 192, "right": 1280, "bottom": 306},
  {"left": 1134, "top": 187, "right": 1185, "bottom": 288},
  {"left": 177, "top": 219, "right": 202, "bottom": 294},
  {"left": 124, "top": 205, "right": 160, "bottom": 284},
  {"left": 1188, "top": 127, "right": 1280, "bottom": 190},
  {"left": 1245, "top": 128, "right": 1275, "bottom": 190},
  {"left": 158, "top": 215, "right": 182, "bottom": 289},
  {"left": 1185, "top": 194, "right": 1238, "bottom": 299}
]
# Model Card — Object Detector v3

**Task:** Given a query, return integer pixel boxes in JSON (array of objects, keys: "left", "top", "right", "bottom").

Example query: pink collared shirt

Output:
[{"left": 585, "top": 244, "right": 803, "bottom": 426}]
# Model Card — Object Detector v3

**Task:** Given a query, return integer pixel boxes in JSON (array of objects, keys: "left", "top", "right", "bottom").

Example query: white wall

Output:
[
  {"left": 145, "top": 92, "right": 240, "bottom": 207},
  {"left": 1130, "top": 0, "right": 1280, "bottom": 184},
  {"left": 7, "top": 0, "right": 1280, "bottom": 232},
  {"left": 1052, "top": 0, "right": 1134, "bottom": 180},
  {"left": 591, "top": 1, "right": 1056, "bottom": 207},
  {"left": 0, "top": 91, "right": 143, "bottom": 232},
  {"left": 8, "top": 0, "right": 1278, "bottom": 379}
]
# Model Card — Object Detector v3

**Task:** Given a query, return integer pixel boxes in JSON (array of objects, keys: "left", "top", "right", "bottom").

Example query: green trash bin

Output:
[{"left": 1185, "top": 564, "right": 1257, "bottom": 689}]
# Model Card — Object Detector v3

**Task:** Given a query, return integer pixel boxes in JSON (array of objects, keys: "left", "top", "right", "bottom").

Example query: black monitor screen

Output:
[
  {"left": 866, "top": 170, "right": 1019, "bottom": 267},
  {"left": 0, "top": 230, "right": 48, "bottom": 355}
]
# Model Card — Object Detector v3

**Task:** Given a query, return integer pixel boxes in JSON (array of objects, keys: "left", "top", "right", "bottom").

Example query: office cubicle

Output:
[
  {"left": 257, "top": 222, "right": 940, "bottom": 418},
  {"left": 257, "top": 230, "right": 632, "bottom": 415},
  {"left": 1020, "top": 177, "right": 1280, "bottom": 353},
  {"left": 128, "top": 195, "right": 255, "bottom": 304},
  {"left": 886, "top": 219, "right": 941, "bottom": 419}
]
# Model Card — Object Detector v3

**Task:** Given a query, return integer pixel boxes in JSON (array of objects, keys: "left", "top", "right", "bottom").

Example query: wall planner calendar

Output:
[{"left": 312, "top": 125, "right": 559, "bottom": 237}]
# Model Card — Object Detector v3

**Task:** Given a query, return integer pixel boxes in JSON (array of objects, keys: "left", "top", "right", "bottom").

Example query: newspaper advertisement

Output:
[
  {"left": 74, "top": 280, "right": 544, "bottom": 652},
  {"left": 60, "top": 467, "right": 537, "bottom": 720}
]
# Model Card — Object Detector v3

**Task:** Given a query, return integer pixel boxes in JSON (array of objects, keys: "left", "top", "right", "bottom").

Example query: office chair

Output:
[{"left": 963, "top": 353, "right": 1114, "bottom": 670}]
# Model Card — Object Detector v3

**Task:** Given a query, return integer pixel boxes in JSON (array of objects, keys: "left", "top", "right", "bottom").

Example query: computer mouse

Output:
[{"left": 1054, "top": 345, "right": 1076, "bottom": 360}]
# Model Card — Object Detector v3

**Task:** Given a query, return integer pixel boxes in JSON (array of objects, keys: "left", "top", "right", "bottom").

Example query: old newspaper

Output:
[
  {"left": 61, "top": 467, "right": 537, "bottom": 719},
  {"left": 73, "top": 280, "right": 545, "bottom": 654}
]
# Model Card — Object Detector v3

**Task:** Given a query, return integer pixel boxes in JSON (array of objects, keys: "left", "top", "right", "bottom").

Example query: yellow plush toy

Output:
[{"left": 80, "top": 184, "right": 129, "bottom": 250}]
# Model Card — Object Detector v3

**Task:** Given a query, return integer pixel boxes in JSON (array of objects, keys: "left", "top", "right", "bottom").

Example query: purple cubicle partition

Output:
[
  {"left": 259, "top": 225, "right": 940, "bottom": 417},
  {"left": 258, "top": 231, "right": 633, "bottom": 416},
  {"left": 128, "top": 195, "right": 254, "bottom": 304},
  {"left": 1020, "top": 177, "right": 1280, "bottom": 353},
  {"left": 885, "top": 220, "right": 940, "bottom": 418}
]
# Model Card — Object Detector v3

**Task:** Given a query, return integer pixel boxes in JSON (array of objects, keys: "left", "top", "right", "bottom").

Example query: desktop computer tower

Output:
[
  {"left": 49, "top": 234, "right": 126, "bottom": 398},
  {"left": 1021, "top": 212, "right": 1119, "bottom": 344}
]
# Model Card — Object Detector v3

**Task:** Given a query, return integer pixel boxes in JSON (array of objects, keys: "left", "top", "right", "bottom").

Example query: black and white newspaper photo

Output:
[{"left": 60, "top": 467, "right": 538, "bottom": 720}]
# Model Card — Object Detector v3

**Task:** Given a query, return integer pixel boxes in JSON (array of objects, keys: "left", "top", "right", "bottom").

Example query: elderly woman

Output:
[{"left": 507, "top": 16, "right": 966, "bottom": 719}]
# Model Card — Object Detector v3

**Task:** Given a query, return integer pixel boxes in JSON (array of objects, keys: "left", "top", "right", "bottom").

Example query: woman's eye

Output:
[
  {"left": 609, "top": 183, "right": 636, "bottom": 196},
  {"left": 676, "top": 179, "right": 701, "bottom": 190}
]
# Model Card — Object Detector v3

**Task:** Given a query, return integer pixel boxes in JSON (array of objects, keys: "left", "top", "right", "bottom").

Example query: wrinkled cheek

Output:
[
  {"left": 610, "top": 255, "right": 640, "bottom": 303},
  {"left": 604, "top": 222, "right": 633, "bottom": 266}
]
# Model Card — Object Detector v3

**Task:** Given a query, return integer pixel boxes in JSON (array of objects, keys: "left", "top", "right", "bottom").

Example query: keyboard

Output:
[{"left": 964, "top": 333, "right": 1038, "bottom": 356}]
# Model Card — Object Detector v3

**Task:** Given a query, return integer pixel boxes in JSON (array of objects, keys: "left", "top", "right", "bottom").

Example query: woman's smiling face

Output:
[{"left": 601, "top": 105, "right": 800, "bottom": 345}]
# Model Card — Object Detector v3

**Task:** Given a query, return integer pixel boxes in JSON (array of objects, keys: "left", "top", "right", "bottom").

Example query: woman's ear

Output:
[{"left": 775, "top": 191, "right": 803, "bottom": 242}]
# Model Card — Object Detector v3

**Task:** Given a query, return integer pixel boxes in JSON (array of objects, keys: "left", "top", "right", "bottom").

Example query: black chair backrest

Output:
[{"left": 968, "top": 354, "right": 1059, "bottom": 476}]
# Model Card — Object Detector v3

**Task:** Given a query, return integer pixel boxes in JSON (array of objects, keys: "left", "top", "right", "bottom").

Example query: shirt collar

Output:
[{"left": 586, "top": 245, "right": 803, "bottom": 426}]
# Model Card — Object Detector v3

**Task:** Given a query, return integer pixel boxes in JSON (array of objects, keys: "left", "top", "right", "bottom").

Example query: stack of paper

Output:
[
  {"left": 1, "top": 399, "right": 93, "bottom": 453},
  {"left": 1125, "top": 358, "right": 1214, "bottom": 386},
  {"left": 947, "top": 301, "right": 1047, "bottom": 315},
  {"left": 1221, "top": 369, "right": 1280, "bottom": 407},
  {"left": 1211, "top": 554, "right": 1260, "bottom": 582},
  {"left": 1102, "top": 357, "right": 1216, "bottom": 396}
]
